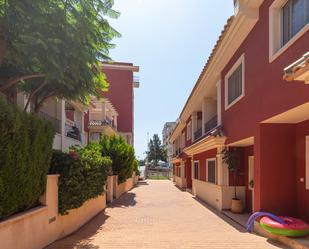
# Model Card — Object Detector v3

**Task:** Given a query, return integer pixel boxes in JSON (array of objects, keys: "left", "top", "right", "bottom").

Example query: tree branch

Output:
[
  {"left": 34, "top": 92, "right": 57, "bottom": 113},
  {"left": 0, "top": 74, "right": 45, "bottom": 92},
  {"left": 23, "top": 81, "right": 48, "bottom": 112}
]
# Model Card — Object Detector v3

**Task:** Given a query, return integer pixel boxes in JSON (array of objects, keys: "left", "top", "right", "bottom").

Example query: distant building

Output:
[
  {"left": 162, "top": 122, "right": 176, "bottom": 167},
  {"left": 100, "top": 62, "right": 140, "bottom": 145}
]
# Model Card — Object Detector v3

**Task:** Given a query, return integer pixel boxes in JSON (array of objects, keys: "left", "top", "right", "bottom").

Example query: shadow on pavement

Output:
[
  {"left": 109, "top": 192, "right": 137, "bottom": 209},
  {"left": 192, "top": 197, "right": 288, "bottom": 248},
  {"left": 267, "top": 239, "right": 289, "bottom": 249},
  {"left": 45, "top": 211, "right": 110, "bottom": 249},
  {"left": 192, "top": 196, "right": 247, "bottom": 233},
  {"left": 136, "top": 180, "right": 149, "bottom": 186}
]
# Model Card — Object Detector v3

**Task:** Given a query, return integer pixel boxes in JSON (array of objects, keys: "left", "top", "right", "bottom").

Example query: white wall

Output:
[{"left": 192, "top": 179, "right": 246, "bottom": 211}]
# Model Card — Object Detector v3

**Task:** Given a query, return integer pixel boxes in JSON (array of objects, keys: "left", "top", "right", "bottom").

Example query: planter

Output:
[{"left": 231, "top": 199, "right": 244, "bottom": 213}]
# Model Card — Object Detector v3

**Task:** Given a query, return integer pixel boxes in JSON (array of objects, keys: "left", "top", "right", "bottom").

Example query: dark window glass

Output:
[
  {"left": 194, "top": 162, "right": 199, "bottom": 179},
  {"left": 207, "top": 160, "right": 216, "bottom": 184},
  {"left": 228, "top": 64, "right": 243, "bottom": 105},
  {"left": 282, "top": 0, "right": 309, "bottom": 46}
]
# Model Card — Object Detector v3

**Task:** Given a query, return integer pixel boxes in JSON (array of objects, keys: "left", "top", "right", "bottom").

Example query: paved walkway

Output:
[{"left": 46, "top": 180, "right": 286, "bottom": 249}]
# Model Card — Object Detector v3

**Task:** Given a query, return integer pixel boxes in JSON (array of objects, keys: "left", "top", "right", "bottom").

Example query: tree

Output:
[
  {"left": 99, "top": 135, "right": 137, "bottom": 183},
  {"left": 222, "top": 147, "right": 241, "bottom": 200},
  {"left": 146, "top": 134, "right": 166, "bottom": 166},
  {"left": 0, "top": 0, "right": 120, "bottom": 112}
]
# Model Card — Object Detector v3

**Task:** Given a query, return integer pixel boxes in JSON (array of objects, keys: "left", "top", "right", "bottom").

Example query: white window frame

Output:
[
  {"left": 269, "top": 0, "right": 309, "bottom": 62},
  {"left": 225, "top": 54, "right": 245, "bottom": 110},
  {"left": 305, "top": 136, "right": 309, "bottom": 190},
  {"left": 206, "top": 158, "right": 217, "bottom": 184},
  {"left": 194, "top": 161, "right": 200, "bottom": 180}
]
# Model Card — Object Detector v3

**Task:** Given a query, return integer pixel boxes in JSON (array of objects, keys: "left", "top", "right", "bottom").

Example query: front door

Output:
[{"left": 186, "top": 161, "right": 192, "bottom": 188}]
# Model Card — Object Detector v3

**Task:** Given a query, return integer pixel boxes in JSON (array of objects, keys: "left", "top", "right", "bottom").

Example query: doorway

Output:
[{"left": 248, "top": 156, "right": 254, "bottom": 212}]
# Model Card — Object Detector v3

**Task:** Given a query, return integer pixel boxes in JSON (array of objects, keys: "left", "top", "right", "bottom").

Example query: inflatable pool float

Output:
[
  {"left": 247, "top": 212, "right": 309, "bottom": 237},
  {"left": 260, "top": 216, "right": 309, "bottom": 237}
]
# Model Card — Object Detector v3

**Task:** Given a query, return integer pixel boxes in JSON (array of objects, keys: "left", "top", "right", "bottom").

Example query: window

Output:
[
  {"left": 187, "top": 121, "right": 192, "bottom": 141},
  {"left": 194, "top": 161, "right": 199, "bottom": 180},
  {"left": 225, "top": 54, "right": 245, "bottom": 109},
  {"left": 282, "top": 0, "right": 309, "bottom": 46},
  {"left": 207, "top": 159, "right": 216, "bottom": 184},
  {"left": 305, "top": 136, "right": 309, "bottom": 190},
  {"left": 269, "top": 0, "right": 309, "bottom": 61}
]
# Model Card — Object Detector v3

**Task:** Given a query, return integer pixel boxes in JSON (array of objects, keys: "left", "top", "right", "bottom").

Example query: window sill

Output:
[
  {"left": 269, "top": 24, "right": 309, "bottom": 63},
  {"left": 225, "top": 93, "right": 245, "bottom": 111}
]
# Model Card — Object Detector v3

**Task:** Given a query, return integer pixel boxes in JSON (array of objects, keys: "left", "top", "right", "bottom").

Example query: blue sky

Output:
[{"left": 109, "top": 0, "right": 234, "bottom": 159}]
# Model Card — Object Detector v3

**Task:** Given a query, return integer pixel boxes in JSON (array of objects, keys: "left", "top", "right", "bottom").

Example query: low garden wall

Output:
[
  {"left": 192, "top": 179, "right": 246, "bottom": 211},
  {"left": 0, "top": 175, "right": 106, "bottom": 249},
  {"left": 0, "top": 172, "right": 138, "bottom": 249},
  {"left": 116, "top": 177, "right": 134, "bottom": 199},
  {"left": 175, "top": 175, "right": 186, "bottom": 188}
]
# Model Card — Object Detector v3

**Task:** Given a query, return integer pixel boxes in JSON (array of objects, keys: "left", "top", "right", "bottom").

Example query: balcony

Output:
[
  {"left": 65, "top": 120, "right": 81, "bottom": 141},
  {"left": 38, "top": 111, "right": 61, "bottom": 134},
  {"left": 133, "top": 76, "right": 140, "bottom": 88},
  {"left": 174, "top": 148, "right": 182, "bottom": 157},
  {"left": 194, "top": 127, "right": 202, "bottom": 141},
  {"left": 204, "top": 115, "right": 218, "bottom": 135},
  {"left": 89, "top": 118, "right": 116, "bottom": 130}
]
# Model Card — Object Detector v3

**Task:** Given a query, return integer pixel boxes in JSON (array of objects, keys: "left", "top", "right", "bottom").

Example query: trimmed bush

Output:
[
  {"left": 133, "top": 159, "right": 140, "bottom": 176},
  {"left": 50, "top": 143, "right": 112, "bottom": 215},
  {"left": 99, "top": 135, "right": 137, "bottom": 183},
  {"left": 0, "top": 99, "right": 54, "bottom": 219}
]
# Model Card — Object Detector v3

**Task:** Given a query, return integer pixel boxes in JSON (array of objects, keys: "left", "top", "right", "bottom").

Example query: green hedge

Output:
[
  {"left": 50, "top": 143, "right": 112, "bottom": 215},
  {"left": 0, "top": 99, "right": 54, "bottom": 219},
  {"left": 99, "top": 135, "right": 136, "bottom": 183}
]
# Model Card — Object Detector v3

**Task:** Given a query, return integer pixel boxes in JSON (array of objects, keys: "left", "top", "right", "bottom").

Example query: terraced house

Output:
[
  {"left": 171, "top": 0, "right": 309, "bottom": 221},
  {"left": 0, "top": 61, "right": 139, "bottom": 151}
]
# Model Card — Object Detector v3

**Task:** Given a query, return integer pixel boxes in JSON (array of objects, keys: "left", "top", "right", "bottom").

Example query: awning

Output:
[{"left": 283, "top": 52, "right": 309, "bottom": 84}]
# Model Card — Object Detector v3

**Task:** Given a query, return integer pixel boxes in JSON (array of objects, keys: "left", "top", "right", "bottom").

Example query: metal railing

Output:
[
  {"left": 38, "top": 111, "right": 61, "bottom": 134},
  {"left": 105, "top": 117, "right": 116, "bottom": 129},
  {"left": 65, "top": 121, "right": 81, "bottom": 141},
  {"left": 90, "top": 118, "right": 117, "bottom": 129},
  {"left": 194, "top": 127, "right": 202, "bottom": 141},
  {"left": 204, "top": 115, "right": 218, "bottom": 135}
]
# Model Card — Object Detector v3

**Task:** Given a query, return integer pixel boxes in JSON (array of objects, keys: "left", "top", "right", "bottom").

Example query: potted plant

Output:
[{"left": 222, "top": 147, "right": 244, "bottom": 213}]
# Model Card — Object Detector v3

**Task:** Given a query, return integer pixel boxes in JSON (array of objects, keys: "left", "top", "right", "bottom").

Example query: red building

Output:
[
  {"left": 171, "top": 0, "right": 309, "bottom": 221},
  {"left": 100, "top": 62, "right": 140, "bottom": 145}
]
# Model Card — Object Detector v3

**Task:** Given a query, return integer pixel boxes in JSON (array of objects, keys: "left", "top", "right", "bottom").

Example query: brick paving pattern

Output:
[{"left": 46, "top": 180, "right": 287, "bottom": 249}]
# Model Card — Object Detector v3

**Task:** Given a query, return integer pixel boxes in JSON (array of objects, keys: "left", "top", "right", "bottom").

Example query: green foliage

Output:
[
  {"left": 222, "top": 147, "right": 241, "bottom": 200},
  {"left": 146, "top": 134, "right": 166, "bottom": 166},
  {"left": 99, "top": 135, "right": 137, "bottom": 183},
  {"left": 133, "top": 159, "right": 140, "bottom": 176},
  {"left": 50, "top": 143, "right": 112, "bottom": 215},
  {"left": 0, "top": 0, "right": 120, "bottom": 112},
  {"left": 0, "top": 99, "right": 54, "bottom": 219}
]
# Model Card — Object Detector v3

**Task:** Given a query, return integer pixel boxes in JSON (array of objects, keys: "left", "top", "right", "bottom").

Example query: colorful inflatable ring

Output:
[{"left": 260, "top": 216, "right": 309, "bottom": 237}]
